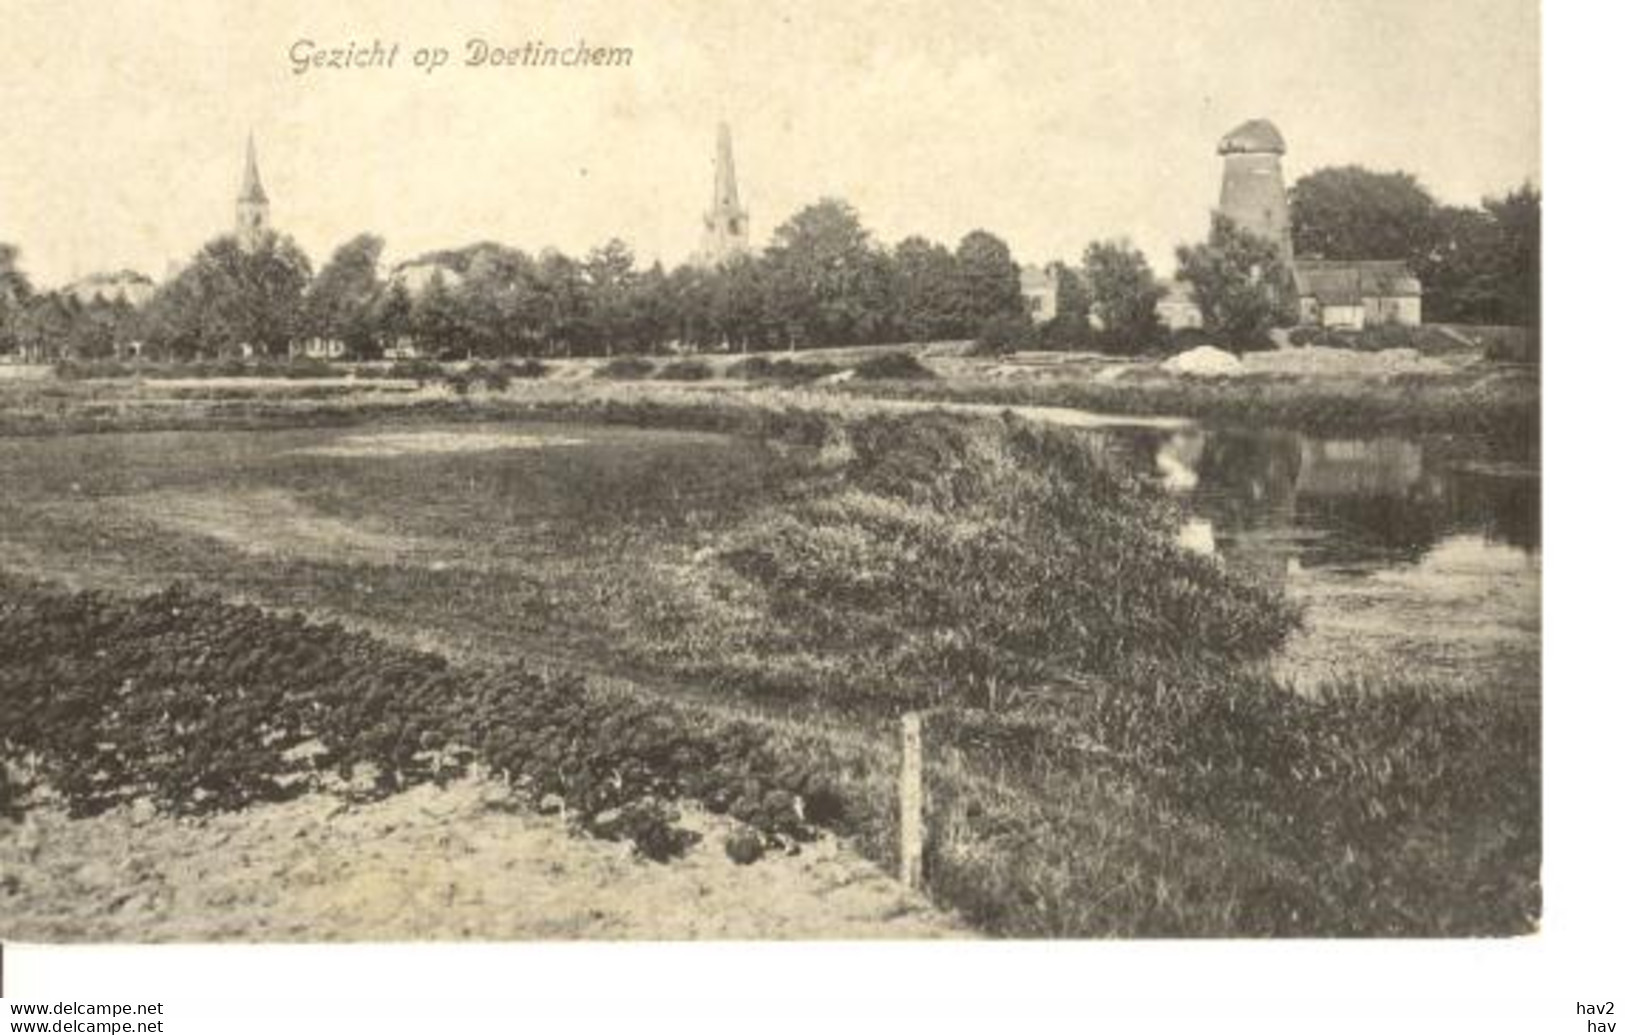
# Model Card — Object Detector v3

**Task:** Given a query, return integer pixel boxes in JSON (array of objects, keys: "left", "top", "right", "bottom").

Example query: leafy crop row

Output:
[{"left": 0, "top": 576, "right": 856, "bottom": 856}]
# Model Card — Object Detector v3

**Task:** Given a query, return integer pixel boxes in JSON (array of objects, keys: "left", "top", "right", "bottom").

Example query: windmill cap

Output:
[{"left": 1218, "top": 118, "right": 1286, "bottom": 155}]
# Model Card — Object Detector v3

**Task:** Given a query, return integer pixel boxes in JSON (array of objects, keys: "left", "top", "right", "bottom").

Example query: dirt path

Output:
[{"left": 0, "top": 778, "right": 968, "bottom": 941}]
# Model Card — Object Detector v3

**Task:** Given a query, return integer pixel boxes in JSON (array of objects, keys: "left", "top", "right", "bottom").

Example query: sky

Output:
[{"left": 0, "top": 0, "right": 1539, "bottom": 286}]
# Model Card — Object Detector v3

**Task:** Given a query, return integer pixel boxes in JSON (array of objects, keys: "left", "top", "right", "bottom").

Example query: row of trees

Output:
[
  {"left": 1290, "top": 169, "right": 1540, "bottom": 327},
  {"left": 1, "top": 171, "right": 1539, "bottom": 362}
]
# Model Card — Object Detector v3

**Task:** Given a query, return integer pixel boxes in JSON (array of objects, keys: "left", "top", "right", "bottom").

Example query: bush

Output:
[
  {"left": 1287, "top": 324, "right": 1428, "bottom": 352},
  {"left": 654, "top": 358, "right": 714, "bottom": 381},
  {"left": 851, "top": 352, "right": 935, "bottom": 381},
  {"left": 973, "top": 312, "right": 1034, "bottom": 355},
  {"left": 386, "top": 359, "right": 446, "bottom": 384},
  {"left": 1482, "top": 328, "right": 1540, "bottom": 365},
  {"left": 1168, "top": 327, "right": 1217, "bottom": 353},
  {"left": 596, "top": 356, "right": 658, "bottom": 380},
  {"left": 502, "top": 359, "right": 551, "bottom": 380},
  {"left": 284, "top": 356, "right": 340, "bottom": 379},
  {"left": 464, "top": 363, "right": 511, "bottom": 393},
  {"left": 54, "top": 360, "right": 136, "bottom": 380},
  {"left": 724, "top": 356, "right": 842, "bottom": 384}
]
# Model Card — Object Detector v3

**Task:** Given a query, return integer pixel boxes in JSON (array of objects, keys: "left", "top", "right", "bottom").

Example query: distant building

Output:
[
  {"left": 291, "top": 338, "right": 349, "bottom": 360},
  {"left": 1019, "top": 264, "right": 1060, "bottom": 323},
  {"left": 1156, "top": 279, "right": 1203, "bottom": 331},
  {"left": 1218, "top": 118, "right": 1293, "bottom": 268},
  {"left": 697, "top": 123, "right": 749, "bottom": 267},
  {"left": 236, "top": 134, "right": 271, "bottom": 251},
  {"left": 63, "top": 270, "right": 155, "bottom": 307},
  {"left": 390, "top": 260, "right": 465, "bottom": 297},
  {"left": 1177, "top": 118, "right": 1423, "bottom": 334},
  {"left": 1293, "top": 259, "right": 1422, "bottom": 329}
]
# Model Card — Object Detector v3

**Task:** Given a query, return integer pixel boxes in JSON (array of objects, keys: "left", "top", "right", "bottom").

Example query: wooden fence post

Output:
[{"left": 899, "top": 711, "right": 924, "bottom": 890}]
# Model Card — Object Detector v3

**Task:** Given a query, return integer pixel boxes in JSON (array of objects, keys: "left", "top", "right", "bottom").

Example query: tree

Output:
[
  {"left": 953, "top": 230, "right": 1024, "bottom": 331},
  {"left": 760, "top": 198, "right": 892, "bottom": 348},
  {"left": 148, "top": 234, "right": 312, "bottom": 358},
  {"left": 305, "top": 234, "right": 386, "bottom": 357},
  {"left": 1484, "top": 184, "right": 1540, "bottom": 329},
  {"left": 1175, "top": 215, "right": 1295, "bottom": 350},
  {"left": 373, "top": 280, "right": 414, "bottom": 353},
  {"left": 1041, "top": 263, "right": 1092, "bottom": 349},
  {"left": 0, "top": 244, "right": 32, "bottom": 357},
  {"left": 460, "top": 243, "right": 543, "bottom": 357},
  {"left": 533, "top": 250, "right": 587, "bottom": 355},
  {"left": 1416, "top": 185, "right": 1541, "bottom": 327},
  {"left": 1289, "top": 166, "right": 1440, "bottom": 267},
  {"left": 582, "top": 238, "right": 639, "bottom": 354},
  {"left": 892, "top": 236, "right": 963, "bottom": 342},
  {"left": 1415, "top": 205, "right": 1501, "bottom": 323},
  {"left": 1081, "top": 241, "right": 1165, "bottom": 353},
  {"left": 410, "top": 271, "right": 464, "bottom": 358}
]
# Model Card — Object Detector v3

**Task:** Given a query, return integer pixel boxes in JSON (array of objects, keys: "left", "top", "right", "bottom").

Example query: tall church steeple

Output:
[
  {"left": 699, "top": 122, "right": 748, "bottom": 267},
  {"left": 236, "top": 134, "right": 271, "bottom": 251}
]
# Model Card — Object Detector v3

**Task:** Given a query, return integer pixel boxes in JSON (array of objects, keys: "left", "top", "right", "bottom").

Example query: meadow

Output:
[{"left": 0, "top": 375, "right": 1540, "bottom": 936}]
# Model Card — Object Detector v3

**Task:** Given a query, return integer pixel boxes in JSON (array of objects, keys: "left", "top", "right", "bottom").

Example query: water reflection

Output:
[
  {"left": 1102, "top": 424, "right": 1540, "bottom": 695},
  {"left": 1107, "top": 427, "right": 1540, "bottom": 576}
]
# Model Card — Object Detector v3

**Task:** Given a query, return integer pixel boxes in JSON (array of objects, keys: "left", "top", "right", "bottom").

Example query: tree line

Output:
[{"left": 0, "top": 171, "right": 1539, "bottom": 363}]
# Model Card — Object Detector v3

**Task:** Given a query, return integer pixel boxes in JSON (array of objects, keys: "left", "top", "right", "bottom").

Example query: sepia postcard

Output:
[{"left": 1, "top": 0, "right": 1548, "bottom": 979}]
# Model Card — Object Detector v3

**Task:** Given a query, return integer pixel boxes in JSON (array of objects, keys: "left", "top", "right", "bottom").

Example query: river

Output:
[{"left": 1091, "top": 422, "right": 1540, "bottom": 697}]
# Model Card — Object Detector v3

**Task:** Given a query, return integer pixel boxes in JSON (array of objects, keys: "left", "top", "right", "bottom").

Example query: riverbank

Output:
[
  {"left": 1, "top": 339, "right": 1539, "bottom": 447},
  {"left": 0, "top": 396, "right": 1540, "bottom": 936}
]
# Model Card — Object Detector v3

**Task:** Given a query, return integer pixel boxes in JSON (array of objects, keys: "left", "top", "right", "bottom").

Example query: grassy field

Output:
[{"left": 0, "top": 379, "right": 1539, "bottom": 936}]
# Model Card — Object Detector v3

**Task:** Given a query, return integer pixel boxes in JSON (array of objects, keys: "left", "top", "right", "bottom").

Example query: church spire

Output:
[
  {"left": 712, "top": 123, "right": 739, "bottom": 213},
  {"left": 699, "top": 122, "right": 748, "bottom": 267},
  {"left": 239, "top": 134, "right": 268, "bottom": 204},
  {"left": 236, "top": 133, "right": 271, "bottom": 249}
]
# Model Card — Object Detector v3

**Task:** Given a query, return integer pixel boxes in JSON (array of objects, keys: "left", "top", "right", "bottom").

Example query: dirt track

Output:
[{"left": 0, "top": 778, "right": 968, "bottom": 941}]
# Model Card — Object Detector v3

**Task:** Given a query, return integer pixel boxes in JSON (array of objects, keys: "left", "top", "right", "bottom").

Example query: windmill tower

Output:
[
  {"left": 699, "top": 122, "right": 749, "bottom": 266},
  {"left": 236, "top": 134, "right": 271, "bottom": 251},
  {"left": 1217, "top": 118, "right": 1293, "bottom": 266}
]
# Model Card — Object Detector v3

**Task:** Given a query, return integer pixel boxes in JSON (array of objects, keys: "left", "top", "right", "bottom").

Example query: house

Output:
[
  {"left": 292, "top": 338, "right": 349, "bottom": 360},
  {"left": 1292, "top": 259, "right": 1422, "bottom": 330},
  {"left": 63, "top": 270, "right": 155, "bottom": 307},
  {"left": 1019, "top": 264, "right": 1060, "bottom": 323},
  {"left": 390, "top": 260, "right": 465, "bottom": 297},
  {"left": 1156, "top": 280, "right": 1204, "bottom": 331}
]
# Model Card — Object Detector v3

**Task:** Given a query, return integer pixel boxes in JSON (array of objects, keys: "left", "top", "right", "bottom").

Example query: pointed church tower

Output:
[
  {"left": 699, "top": 122, "right": 749, "bottom": 267},
  {"left": 236, "top": 134, "right": 271, "bottom": 251}
]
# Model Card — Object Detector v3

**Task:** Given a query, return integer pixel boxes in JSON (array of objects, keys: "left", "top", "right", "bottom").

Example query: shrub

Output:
[
  {"left": 54, "top": 360, "right": 136, "bottom": 380},
  {"left": 386, "top": 359, "right": 445, "bottom": 384},
  {"left": 724, "top": 356, "right": 842, "bottom": 384},
  {"left": 464, "top": 363, "right": 511, "bottom": 393},
  {"left": 973, "top": 312, "right": 1034, "bottom": 355},
  {"left": 851, "top": 352, "right": 935, "bottom": 381},
  {"left": 1168, "top": 327, "right": 1216, "bottom": 352},
  {"left": 655, "top": 358, "right": 714, "bottom": 381},
  {"left": 596, "top": 356, "right": 657, "bottom": 380},
  {"left": 503, "top": 359, "right": 551, "bottom": 379}
]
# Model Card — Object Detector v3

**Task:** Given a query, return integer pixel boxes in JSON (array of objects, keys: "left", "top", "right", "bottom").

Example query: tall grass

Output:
[{"left": 0, "top": 385, "right": 1539, "bottom": 936}]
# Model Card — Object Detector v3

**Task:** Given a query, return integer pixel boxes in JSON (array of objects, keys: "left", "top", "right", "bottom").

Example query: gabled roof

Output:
[
  {"left": 1218, "top": 118, "right": 1286, "bottom": 156},
  {"left": 1019, "top": 264, "right": 1058, "bottom": 291},
  {"left": 1294, "top": 259, "right": 1421, "bottom": 303}
]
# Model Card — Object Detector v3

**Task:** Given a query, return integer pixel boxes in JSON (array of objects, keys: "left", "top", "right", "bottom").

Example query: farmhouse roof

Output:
[
  {"left": 1293, "top": 259, "right": 1422, "bottom": 304},
  {"left": 1218, "top": 119, "right": 1287, "bottom": 156}
]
